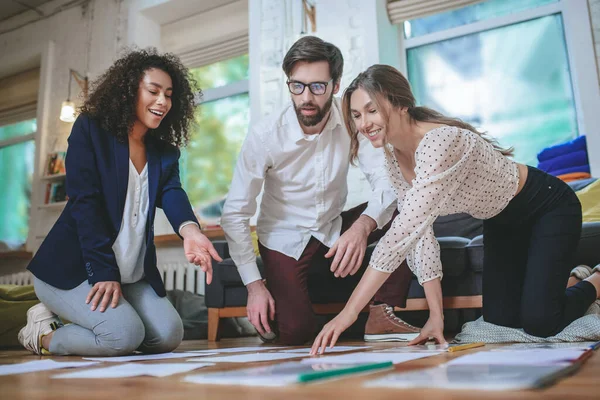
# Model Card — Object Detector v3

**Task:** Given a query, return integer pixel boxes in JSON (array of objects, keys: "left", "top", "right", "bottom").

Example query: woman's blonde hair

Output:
[{"left": 342, "top": 64, "right": 513, "bottom": 164}]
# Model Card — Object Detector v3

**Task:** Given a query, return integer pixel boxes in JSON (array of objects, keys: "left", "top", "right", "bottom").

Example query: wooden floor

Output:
[{"left": 1, "top": 337, "right": 599, "bottom": 400}]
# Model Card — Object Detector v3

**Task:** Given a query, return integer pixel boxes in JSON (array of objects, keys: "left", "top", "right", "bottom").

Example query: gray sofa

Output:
[{"left": 205, "top": 210, "right": 600, "bottom": 340}]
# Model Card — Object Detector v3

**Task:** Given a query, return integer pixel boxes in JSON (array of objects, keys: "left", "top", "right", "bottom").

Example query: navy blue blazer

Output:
[{"left": 28, "top": 114, "right": 198, "bottom": 297}]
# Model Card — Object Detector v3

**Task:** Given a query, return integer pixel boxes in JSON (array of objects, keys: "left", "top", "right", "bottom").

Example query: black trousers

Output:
[{"left": 482, "top": 166, "right": 597, "bottom": 337}]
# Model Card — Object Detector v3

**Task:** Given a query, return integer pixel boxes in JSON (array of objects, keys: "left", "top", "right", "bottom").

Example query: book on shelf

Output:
[
  {"left": 44, "top": 152, "right": 66, "bottom": 176},
  {"left": 44, "top": 181, "right": 68, "bottom": 204}
]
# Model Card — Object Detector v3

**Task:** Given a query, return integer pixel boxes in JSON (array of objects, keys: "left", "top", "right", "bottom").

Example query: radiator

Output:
[
  {"left": 0, "top": 263, "right": 203, "bottom": 295},
  {"left": 0, "top": 271, "right": 34, "bottom": 285},
  {"left": 158, "top": 262, "right": 203, "bottom": 294}
]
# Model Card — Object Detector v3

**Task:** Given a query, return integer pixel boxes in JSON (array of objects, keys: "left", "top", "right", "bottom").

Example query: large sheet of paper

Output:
[
  {"left": 380, "top": 344, "right": 451, "bottom": 353},
  {"left": 184, "top": 361, "right": 393, "bottom": 387},
  {"left": 364, "top": 364, "right": 574, "bottom": 391},
  {"left": 301, "top": 352, "right": 442, "bottom": 365},
  {"left": 53, "top": 362, "right": 214, "bottom": 379},
  {"left": 279, "top": 346, "right": 371, "bottom": 354},
  {"left": 0, "top": 360, "right": 99, "bottom": 376},
  {"left": 83, "top": 352, "right": 216, "bottom": 362},
  {"left": 494, "top": 342, "right": 596, "bottom": 351},
  {"left": 187, "top": 352, "right": 308, "bottom": 363},
  {"left": 447, "top": 349, "right": 586, "bottom": 366},
  {"left": 189, "top": 346, "right": 285, "bottom": 354}
]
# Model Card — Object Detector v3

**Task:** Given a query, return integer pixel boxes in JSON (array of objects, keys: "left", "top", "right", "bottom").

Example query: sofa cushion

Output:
[
  {"left": 215, "top": 258, "right": 265, "bottom": 286},
  {"left": 407, "top": 271, "right": 482, "bottom": 298},
  {"left": 465, "top": 222, "right": 600, "bottom": 274},
  {"left": 438, "top": 236, "right": 470, "bottom": 277},
  {"left": 466, "top": 235, "right": 484, "bottom": 272},
  {"left": 574, "top": 221, "right": 600, "bottom": 267},
  {"left": 433, "top": 213, "right": 483, "bottom": 239}
]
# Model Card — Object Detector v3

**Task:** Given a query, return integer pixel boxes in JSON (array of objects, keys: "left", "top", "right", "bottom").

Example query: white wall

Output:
[
  {"left": 588, "top": 0, "right": 600, "bottom": 172},
  {"left": 590, "top": 0, "right": 600, "bottom": 80},
  {"left": 161, "top": 0, "right": 248, "bottom": 55}
]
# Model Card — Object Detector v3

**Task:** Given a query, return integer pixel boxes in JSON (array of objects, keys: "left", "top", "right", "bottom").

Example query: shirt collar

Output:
[{"left": 284, "top": 98, "right": 343, "bottom": 143}]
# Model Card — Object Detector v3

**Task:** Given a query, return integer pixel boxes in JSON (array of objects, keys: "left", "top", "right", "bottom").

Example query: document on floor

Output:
[
  {"left": 53, "top": 362, "right": 215, "bottom": 379},
  {"left": 364, "top": 364, "right": 577, "bottom": 391},
  {"left": 279, "top": 346, "right": 372, "bottom": 354},
  {"left": 83, "top": 352, "right": 217, "bottom": 362},
  {"left": 184, "top": 361, "right": 393, "bottom": 386},
  {"left": 447, "top": 349, "right": 587, "bottom": 366},
  {"left": 187, "top": 352, "right": 309, "bottom": 363},
  {"left": 493, "top": 342, "right": 597, "bottom": 351},
  {"left": 0, "top": 360, "right": 99, "bottom": 376},
  {"left": 189, "top": 346, "right": 286, "bottom": 354},
  {"left": 301, "top": 352, "right": 443, "bottom": 365},
  {"left": 380, "top": 344, "right": 452, "bottom": 353}
]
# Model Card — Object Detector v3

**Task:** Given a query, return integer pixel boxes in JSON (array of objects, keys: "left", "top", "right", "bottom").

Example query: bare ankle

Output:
[
  {"left": 41, "top": 330, "right": 55, "bottom": 351},
  {"left": 567, "top": 276, "right": 580, "bottom": 288},
  {"left": 584, "top": 272, "right": 600, "bottom": 299}
]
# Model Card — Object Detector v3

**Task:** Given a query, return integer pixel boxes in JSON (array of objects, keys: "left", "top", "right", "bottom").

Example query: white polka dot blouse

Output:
[{"left": 369, "top": 126, "right": 520, "bottom": 284}]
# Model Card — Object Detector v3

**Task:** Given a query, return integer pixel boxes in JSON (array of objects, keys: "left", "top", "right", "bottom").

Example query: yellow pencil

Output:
[{"left": 447, "top": 342, "right": 485, "bottom": 353}]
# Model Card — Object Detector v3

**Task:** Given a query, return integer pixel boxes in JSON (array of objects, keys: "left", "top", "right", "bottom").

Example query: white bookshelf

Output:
[
  {"left": 40, "top": 173, "right": 66, "bottom": 181},
  {"left": 38, "top": 201, "right": 67, "bottom": 210}
]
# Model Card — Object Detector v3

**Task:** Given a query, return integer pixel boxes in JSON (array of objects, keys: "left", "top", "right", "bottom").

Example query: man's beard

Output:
[{"left": 293, "top": 93, "right": 334, "bottom": 127}]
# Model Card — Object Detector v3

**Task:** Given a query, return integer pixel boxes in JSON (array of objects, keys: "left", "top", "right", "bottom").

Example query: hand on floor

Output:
[
  {"left": 310, "top": 309, "right": 358, "bottom": 355},
  {"left": 407, "top": 315, "right": 446, "bottom": 345}
]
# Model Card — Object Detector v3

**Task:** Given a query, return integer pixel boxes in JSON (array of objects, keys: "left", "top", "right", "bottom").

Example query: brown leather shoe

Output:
[{"left": 364, "top": 303, "right": 421, "bottom": 342}]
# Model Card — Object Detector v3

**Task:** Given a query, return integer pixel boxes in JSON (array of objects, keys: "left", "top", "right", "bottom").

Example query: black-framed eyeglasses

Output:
[{"left": 286, "top": 79, "right": 333, "bottom": 95}]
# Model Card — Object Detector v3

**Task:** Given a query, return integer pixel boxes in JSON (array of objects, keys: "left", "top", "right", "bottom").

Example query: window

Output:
[
  {"left": 0, "top": 119, "right": 36, "bottom": 249},
  {"left": 183, "top": 55, "right": 250, "bottom": 217},
  {"left": 404, "top": 0, "right": 580, "bottom": 166}
]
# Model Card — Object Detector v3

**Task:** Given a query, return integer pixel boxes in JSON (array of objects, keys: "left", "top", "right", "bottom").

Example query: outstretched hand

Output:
[{"left": 181, "top": 224, "right": 223, "bottom": 284}]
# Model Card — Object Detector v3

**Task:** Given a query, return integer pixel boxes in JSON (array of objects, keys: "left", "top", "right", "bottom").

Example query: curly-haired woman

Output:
[{"left": 18, "top": 49, "right": 222, "bottom": 356}]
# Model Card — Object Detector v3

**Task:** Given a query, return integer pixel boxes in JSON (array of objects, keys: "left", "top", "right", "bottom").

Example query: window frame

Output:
[
  {"left": 0, "top": 116, "right": 36, "bottom": 150},
  {"left": 0, "top": 114, "right": 37, "bottom": 251},
  {"left": 398, "top": 0, "right": 600, "bottom": 172},
  {"left": 182, "top": 63, "right": 250, "bottom": 206}
]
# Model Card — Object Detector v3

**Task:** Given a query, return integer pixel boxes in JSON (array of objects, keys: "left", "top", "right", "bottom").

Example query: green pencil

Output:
[{"left": 297, "top": 361, "right": 394, "bottom": 383}]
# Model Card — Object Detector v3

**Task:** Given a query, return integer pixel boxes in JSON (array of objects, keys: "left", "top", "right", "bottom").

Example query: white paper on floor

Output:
[
  {"left": 493, "top": 342, "right": 597, "bottom": 351},
  {"left": 83, "top": 352, "right": 217, "bottom": 362},
  {"left": 0, "top": 360, "right": 99, "bottom": 376},
  {"left": 447, "top": 349, "right": 586, "bottom": 366},
  {"left": 186, "top": 352, "right": 308, "bottom": 363},
  {"left": 53, "top": 362, "right": 215, "bottom": 379},
  {"left": 279, "top": 346, "right": 372, "bottom": 354},
  {"left": 188, "top": 346, "right": 286, "bottom": 354},
  {"left": 301, "top": 352, "right": 443, "bottom": 365}
]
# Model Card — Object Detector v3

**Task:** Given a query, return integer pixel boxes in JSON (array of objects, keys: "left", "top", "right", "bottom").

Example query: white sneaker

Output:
[
  {"left": 570, "top": 265, "right": 593, "bottom": 280},
  {"left": 18, "top": 303, "right": 62, "bottom": 355}
]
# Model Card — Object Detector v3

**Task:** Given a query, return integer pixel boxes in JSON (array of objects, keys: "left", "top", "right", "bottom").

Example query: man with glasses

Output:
[{"left": 221, "top": 36, "right": 418, "bottom": 345}]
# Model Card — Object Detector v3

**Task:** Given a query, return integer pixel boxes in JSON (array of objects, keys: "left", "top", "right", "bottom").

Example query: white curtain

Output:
[
  {"left": 387, "top": 0, "right": 484, "bottom": 24},
  {"left": 0, "top": 68, "right": 39, "bottom": 127},
  {"left": 177, "top": 33, "right": 248, "bottom": 69}
]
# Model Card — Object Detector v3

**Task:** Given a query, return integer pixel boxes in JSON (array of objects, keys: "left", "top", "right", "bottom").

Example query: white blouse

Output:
[
  {"left": 112, "top": 159, "right": 149, "bottom": 284},
  {"left": 369, "top": 126, "right": 520, "bottom": 284}
]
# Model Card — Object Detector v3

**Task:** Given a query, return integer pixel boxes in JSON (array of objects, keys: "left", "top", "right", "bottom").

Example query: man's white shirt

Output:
[{"left": 220, "top": 98, "right": 397, "bottom": 285}]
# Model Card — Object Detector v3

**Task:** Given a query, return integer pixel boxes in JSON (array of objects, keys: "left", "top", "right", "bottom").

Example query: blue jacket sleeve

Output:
[
  {"left": 65, "top": 116, "right": 121, "bottom": 284},
  {"left": 158, "top": 149, "right": 198, "bottom": 239}
]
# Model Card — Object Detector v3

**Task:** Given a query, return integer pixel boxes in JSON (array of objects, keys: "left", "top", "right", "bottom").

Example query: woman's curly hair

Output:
[{"left": 79, "top": 48, "right": 199, "bottom": 147}]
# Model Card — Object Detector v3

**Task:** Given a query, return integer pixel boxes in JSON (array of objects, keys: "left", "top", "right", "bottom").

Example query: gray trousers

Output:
[{"left": 33, "top": 277, "right": 183, "bottom": 356}]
